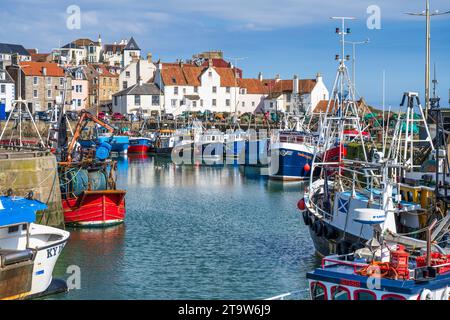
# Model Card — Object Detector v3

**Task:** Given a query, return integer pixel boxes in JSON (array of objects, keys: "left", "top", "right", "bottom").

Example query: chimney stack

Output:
[
  {"left": 147, "top": 53, "right": 152, "bottom": 63},
  {"left": 316, "top": 72, "right": 322, "bottom": 82},
  {"left": 42, "top": 67, "right": 47, "bottom": 76},
  {"left": 208, "top": 59, "right": 213, "bottom": 68},
  {"left": 258, "top": 72, "right": 263, "bottom": 81},
  {"left": 275, "top": 74, "right": 280, "bottom": 82},
  {"left": 293, "top": 75, "right": 299, "bottom": 95}
]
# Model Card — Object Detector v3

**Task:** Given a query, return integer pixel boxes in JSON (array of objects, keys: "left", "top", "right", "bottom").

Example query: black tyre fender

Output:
[
  {"left": 302, "top": 211, "right": 310, "bottom": 226},
  {"left": 313, "top": 220, "right": 324, "bottom": 237},
  {"left": 336, "top": 240, "right": 351, "bottom": 255}
]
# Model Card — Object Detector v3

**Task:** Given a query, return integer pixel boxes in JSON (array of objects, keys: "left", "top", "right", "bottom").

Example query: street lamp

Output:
[{"left": 406, "top": 0, "right": 450, "bottom": 118}]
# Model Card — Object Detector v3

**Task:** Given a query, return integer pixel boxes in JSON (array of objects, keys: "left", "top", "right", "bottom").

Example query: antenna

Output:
[{"left": 405, "top": 0, "right": 450, "bottom": 118}]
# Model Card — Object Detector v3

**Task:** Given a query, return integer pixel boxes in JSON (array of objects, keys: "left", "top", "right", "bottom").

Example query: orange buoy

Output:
[
  {"left": 297, "top": 199, "right": 306, "bottom": 211},
  {"left": 304, "top": 164, "right": 311, "bottom": 172}
]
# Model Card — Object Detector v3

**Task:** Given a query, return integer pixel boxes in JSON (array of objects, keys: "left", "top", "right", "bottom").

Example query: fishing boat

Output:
[
  {"left": 300, "top": 19, "right": 449, "bottom": 257},
  {"left": 58, "top": 111, "right": 127, "bottom": 228},
  {"left": 128, "top": 137, "right": 153, "bottom": 154},
  {"left": 154, "top": 129, "right": 181, "bottom": 155},
  {"left": 223, "top": 130, "right": 247, "bottom": 160},
  {"left": 0, "top": 195, "right": 70, "bottom": 300},
  {"left": 307, "top": 248, "right": 450, "bottom": 300},
  {"left": 268, "top": 114, "right": 320, "bottom": 181},
  {"left": 307, "top": 205, "right": 450, "bottom": 300}
]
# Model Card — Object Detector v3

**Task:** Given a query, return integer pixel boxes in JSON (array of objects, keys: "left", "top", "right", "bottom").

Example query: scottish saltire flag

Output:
[{"left": 338, "top": 197, "right": 350, "bottom": 215}]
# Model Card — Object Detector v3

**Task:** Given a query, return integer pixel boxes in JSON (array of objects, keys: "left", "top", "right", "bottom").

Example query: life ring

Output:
[
  {"left": 419, "top": 289, "right": 433, "bottom": 301},
  {"left": 336, "top": 240, "right": 351, "bottom": 255},
  {"left": 302, "top": 211, "right": 311, "bottom": 226},
  {"left": 313, "top": 220, "right": 323, "bottom": 237}
]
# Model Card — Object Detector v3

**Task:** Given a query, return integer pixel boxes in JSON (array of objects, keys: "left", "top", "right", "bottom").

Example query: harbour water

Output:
[{"left": 51, "top": 155, "right": 318, "bottom": 300}]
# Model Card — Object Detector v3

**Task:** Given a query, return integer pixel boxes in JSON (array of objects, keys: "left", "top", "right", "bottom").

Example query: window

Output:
[
  {"left": 60, "top": 78, "right": 64, "bottom": 86},
  {"left": 183, "top": 88, "right": 186, "bottom": 94},
  {"left": 103, "top": 78, "right": 106, "bottom": 86},
  {"left": 331, "top": 286, "right": 350, "bottom": 300},
  {"left": 33, "top": 90, "right": 38, "bottom": 98},
  {"left": 152, "top": 95, "right": 160, "bottom": 106},
  {"left": 354, "top": 290, "right": 377, "bottom": 301},
  {"left": 226, "top": 87, "right": 230, "bottom": 93},
  {"left": 382, "top": 294, "right": 406, "bottom": 301},
  {"left": 287, "top": 94, "right": 291, "bottom": 102},
  {"left": 194, "top": 86, "right": 198, "bottom": 93},
  {"left": 193, "top": 101, "right": 197, "bottom": 107},
  {"left": 47, "top": 90, "right": 52, "bottom": 98},
  {"left": 174, "top": 87, "right": 179, "bottom": 95},
  {"left": 270, "top": 102, "right": 274, "bottom": 109},
  {"left": 114, "top": 96, "right": 118, "bottom": 106},
  {"left": 200, "top": 100, "right": 203, "bottom": 107},
  {"left": 252, "top": 101, "right": 255, "bottom": 107},
  {"left": 0, "top": 85, "right": 5, "bottom": 94},
  {"left": 47, "top": 77, "right": 51, "bottom": 85},
  {"left": 310, "top": 282, "right": 327, "bottom": 300},
  {"left": 33, "top": 77, "right": 38, "bottom": 85},
  {"left": 212, "top": 99, "right": 216, "bottom": 106},
  {"left": 208, "top": 71, "right": 213, "bottom": 77},
  {"left": 47, "top": 102, "right": 52, "bottom": 109},
  {"left": 226, "top": 99, "right": 230, "bottom": 107},
  {"left": 171, "top": 99, "right": 177, "bottom": 107},
  {"left": 135, "top": 95, "right": 141, "bottom": 106},
  {"left": 212, "top": 86, "right": 217, "bottom": 93},
  {"left": 123, "top": 81, "right": 128, "bottom": 89},
  {"left": 77, "top": 99, "right": 81, "bottom": 107},
  {"left": 242, "top": 101, "right": 245, "bottom": 107},
  {"left": 126, "top": 71, "right": 130, "bottom": 78}
]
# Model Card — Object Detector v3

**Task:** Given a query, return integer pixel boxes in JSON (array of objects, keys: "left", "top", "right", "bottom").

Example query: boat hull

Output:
[
  {"left": 128, "top": 138, "right": 153, "bottom": 154},
  {"left": 62, "top": 190, "right": 126, "bottom": 228},
  {"left": 269, "top": 143, "right": 314, "bottom": 181}
]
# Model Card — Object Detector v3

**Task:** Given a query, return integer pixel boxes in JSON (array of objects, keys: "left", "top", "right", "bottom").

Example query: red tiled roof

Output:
[
  {"left": 238, "top": 78, "right": 269, "bottom": 94},
  {"left": 214, "top": 67, "right": 238, "bottom": 87},
  {"left": 30, "top": 53, "right": 50, "bottom": 62},
  {"left": 90, "top": 64, "right": 119, "bottom": 78},
  {"left": 160, "top": 63, "right": 238, "bottom": 87},
  {"left": 261, "top": 79, "right": 317, "bottom": 94},
  {"left": 314, "top": 100, "right": 337, "bottom": 113},
  {"left": 19, "top": 62, "right": 64, "bottom": 77},
  {"left": 161, "top": 64, "right": 188, "bottom": 86}
]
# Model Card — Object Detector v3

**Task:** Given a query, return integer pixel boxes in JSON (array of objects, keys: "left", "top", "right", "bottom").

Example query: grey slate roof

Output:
[
  {"left": 0, "top": 43, "right": 30, "bottom": 56},
  {"left": 113, "top": 83, "right": 162, "bottom": 97},
  {"left": 124, "top": 37, "right": 140, "bottom": 51}
]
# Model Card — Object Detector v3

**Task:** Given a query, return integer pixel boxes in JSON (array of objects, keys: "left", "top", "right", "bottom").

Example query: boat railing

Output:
[
  {"left": 321, "top": 255, "right": 368, "bottom": 273},
  {"left": 264, "top": 290, "right": 308, "bottom": 300}
]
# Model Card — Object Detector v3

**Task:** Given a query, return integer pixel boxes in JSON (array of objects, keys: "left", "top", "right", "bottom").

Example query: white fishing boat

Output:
[{"left": 0, "top": 195, "right": 70, "bottom": 300}]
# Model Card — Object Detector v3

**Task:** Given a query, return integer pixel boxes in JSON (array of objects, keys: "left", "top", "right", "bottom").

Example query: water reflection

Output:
[{"left": 53, "top": 155, "right": 317, "bottom": 300}]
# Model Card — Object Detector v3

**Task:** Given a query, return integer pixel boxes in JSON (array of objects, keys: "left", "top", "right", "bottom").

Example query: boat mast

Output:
[{"left": 406, "top": 0, "right": 450, "bottom": 119}]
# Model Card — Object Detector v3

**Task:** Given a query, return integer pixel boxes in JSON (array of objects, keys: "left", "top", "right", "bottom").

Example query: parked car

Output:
[
  {"left": 112, "top": 113, "right": 124, "bottom": 121},
  {"left": 66, "top": 111, "right": 79, "bottom": 121},
  {"left": 98, "top": 112, "right": 106, "bottom": 120},
  {"left": 165, "top": 113, "right": 174, "bottom": 121},
  {"left": 35, "top": 111, "right": 51, "bottom": 122}
]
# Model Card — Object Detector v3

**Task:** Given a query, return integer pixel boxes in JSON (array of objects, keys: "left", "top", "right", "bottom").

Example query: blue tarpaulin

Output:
[
  {"left": 0, "top": 196, "right": 48, "bottom": 226},
  {"left": 0, "top": 103, "right": 6, "bottom": 121}
]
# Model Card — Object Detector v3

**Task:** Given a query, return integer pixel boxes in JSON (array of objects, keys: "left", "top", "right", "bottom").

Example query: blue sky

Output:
[{"left": 1, "top": 0, "right": 449, "bottom": 108}]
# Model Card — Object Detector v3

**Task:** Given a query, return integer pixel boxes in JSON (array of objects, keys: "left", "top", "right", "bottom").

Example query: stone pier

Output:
[{"left": 0, "top": 149, "right": 64, "bottom": 228}]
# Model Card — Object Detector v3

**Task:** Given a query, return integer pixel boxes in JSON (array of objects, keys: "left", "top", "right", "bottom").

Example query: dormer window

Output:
[{"left": 172, "top": 77, "right": 177, "bottom": 84}]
